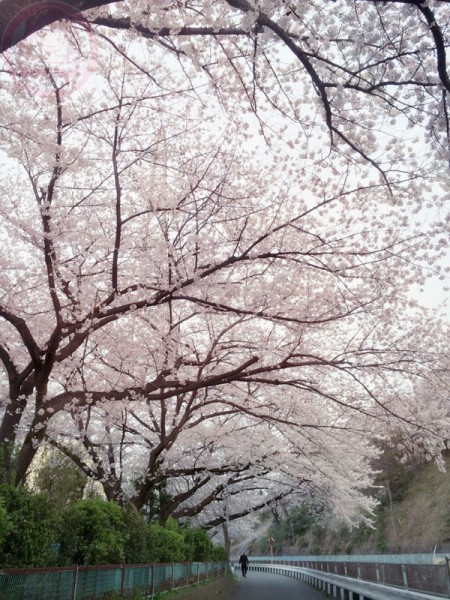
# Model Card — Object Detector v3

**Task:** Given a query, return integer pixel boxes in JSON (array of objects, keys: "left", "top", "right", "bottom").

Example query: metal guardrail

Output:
[
  {"left": 249, "top": 557, "right": 450, "bottom": 600},
  {"left": 249, "top": 553, "right": 450, "bottom": 564},
  {"left": 247, "top": 561, "right": 450, "bottom": 599}
]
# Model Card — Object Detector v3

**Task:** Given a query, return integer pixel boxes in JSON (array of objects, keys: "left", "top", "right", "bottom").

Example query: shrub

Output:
[
  {"left": 0, "top": 484, "right": 60, "bottom": 567},
  {"left": 59, "top": 498, "right": 128, "bottom": 565},
  {"left": 210, "top": 545, "right": 226, "bottom": 561},
  {"left": 145, "top": 522, "right": 186, "bottom": 562},
  {"left": 123, "top": 507, "right": 148, "bottom": 564},
  {"left": 183, "top": 527, "right": 215, "bottom": 561},
  {"left": 0, "top": 499, "right": 11, "bottom": 551}
]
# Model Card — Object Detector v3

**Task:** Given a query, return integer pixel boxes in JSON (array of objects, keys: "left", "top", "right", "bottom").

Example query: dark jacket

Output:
[{"left": 239, "top": 553, "right": 249, "bottom": 566}]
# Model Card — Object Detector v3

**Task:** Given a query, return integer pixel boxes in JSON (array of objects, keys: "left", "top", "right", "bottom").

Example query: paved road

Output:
[{"left": 228, "top": 570, "right": 327, "bottom": 600}]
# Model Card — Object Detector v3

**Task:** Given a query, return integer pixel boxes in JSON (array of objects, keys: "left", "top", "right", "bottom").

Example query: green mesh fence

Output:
[
  {"left": 75, "top": 566, "right": 124, "bottom": 599},
  {"left": 0, "top": 562, "right": 229, "bottom": 600},
  {"left": 122, "top": 565, "right": 153, "bottom": 596}
]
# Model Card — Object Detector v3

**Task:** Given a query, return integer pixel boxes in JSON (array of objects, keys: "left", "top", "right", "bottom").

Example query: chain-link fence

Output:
[{"left": 0, "top": 561, "right": 229, "bottom": 600}]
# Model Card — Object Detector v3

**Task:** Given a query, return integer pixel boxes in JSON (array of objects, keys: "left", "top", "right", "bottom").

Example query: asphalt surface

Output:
[{"left": 228, "top": 569, "right": 327, "bottom": 600}]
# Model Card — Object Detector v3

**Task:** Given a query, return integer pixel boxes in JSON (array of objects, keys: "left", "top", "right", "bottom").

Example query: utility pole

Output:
[{"left": 268, "top": 537, "right": 274, "bottom": 564}]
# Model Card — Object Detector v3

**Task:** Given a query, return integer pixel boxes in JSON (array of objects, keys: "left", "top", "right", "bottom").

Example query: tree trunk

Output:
[{"left": 222, "top": 522, "right": 231, "bottom": 559}]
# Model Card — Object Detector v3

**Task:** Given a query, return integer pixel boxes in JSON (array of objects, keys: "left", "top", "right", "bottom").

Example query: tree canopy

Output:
[{"left": 0, "top": 0, "right": 449, "bottom": 536}]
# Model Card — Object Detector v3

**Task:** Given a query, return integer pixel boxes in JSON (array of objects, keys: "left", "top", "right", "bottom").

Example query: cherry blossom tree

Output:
[
  {"left": 2, "top": 1, "right": 450, "bottom": 166},
  {"left": 0, "top": 2, "right": 449, "bottom": 528}
]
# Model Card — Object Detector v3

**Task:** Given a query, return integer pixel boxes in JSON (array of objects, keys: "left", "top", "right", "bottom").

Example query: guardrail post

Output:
[
  {"left": 445, "top": 555, "right": 450, "bottom": 598},
  {"left": 401, "top": 564, "right": 408, "bottom": 590}
]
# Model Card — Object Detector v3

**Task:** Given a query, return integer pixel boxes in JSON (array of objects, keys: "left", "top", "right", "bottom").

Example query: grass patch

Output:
[{"left": 154, "top": 574, "right": 236, "bottom": 600}]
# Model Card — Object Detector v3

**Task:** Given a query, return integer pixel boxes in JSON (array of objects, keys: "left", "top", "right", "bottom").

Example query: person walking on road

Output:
[{"left": 239, "top": 552, "right": 249, "bottom": 577}]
